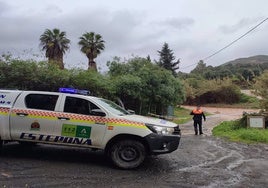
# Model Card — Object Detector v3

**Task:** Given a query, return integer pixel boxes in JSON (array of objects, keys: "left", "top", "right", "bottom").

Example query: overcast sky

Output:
[{"left": 0, "top": 0, "right": 267, "bottom": 72}]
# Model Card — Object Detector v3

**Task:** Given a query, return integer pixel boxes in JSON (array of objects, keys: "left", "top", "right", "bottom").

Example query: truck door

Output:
[
  {"left": 54, "top": 95, "right": 107, "bottom": 147},
  {"left": 10, "top": 92, "right": 60, "bottom": 140}
]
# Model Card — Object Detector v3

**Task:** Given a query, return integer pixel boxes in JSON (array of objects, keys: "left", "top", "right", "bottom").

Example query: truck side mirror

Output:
[{"left": 127, "top": 109, "right": 135, "bottom": 114}]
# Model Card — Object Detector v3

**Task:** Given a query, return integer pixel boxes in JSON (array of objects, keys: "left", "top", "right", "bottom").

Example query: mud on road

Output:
[{"left": 0, "top": 107, "right": 267, "bottom": 188}]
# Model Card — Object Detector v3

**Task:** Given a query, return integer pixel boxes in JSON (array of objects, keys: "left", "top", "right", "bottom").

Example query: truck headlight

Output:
[{"left": 146, "top": 124, "right": 174, "bottom": 135}]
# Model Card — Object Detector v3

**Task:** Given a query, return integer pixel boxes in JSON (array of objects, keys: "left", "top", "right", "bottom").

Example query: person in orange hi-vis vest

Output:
[{"left": 190, "top": 105, "right": 206, "bottom": 135}]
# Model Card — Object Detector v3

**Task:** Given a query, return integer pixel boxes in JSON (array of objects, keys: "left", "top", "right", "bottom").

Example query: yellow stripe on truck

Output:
[
  {"left": 0, "top": 107, "right": 10, "bottom": 115},
  {"left": 107, "top": 120, "right": 146, "bottom": 129},
  {"left": 9, "top": 109, "right": 146, "bottom": 129}
]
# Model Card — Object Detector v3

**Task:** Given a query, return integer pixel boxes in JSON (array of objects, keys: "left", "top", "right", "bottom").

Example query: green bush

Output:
[
  {"left": 108, "top": 57, "right": 185, "bottom": 115},
  {"left": 254, "top": 71, "right": 268, "bottom": 110},
  {"left": 0, "top": 57, "right": 185, "bottom": 116},
  {"left": 184, "top": 78, "right": 242, "bottom": 105},
  {"left": 192, "top": 84, "right": 241, "bottom": 104}
]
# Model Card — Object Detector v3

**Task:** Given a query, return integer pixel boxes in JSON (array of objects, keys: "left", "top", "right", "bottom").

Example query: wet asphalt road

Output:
[
  {"left": 1, "top": 134, "right": 268, "bottom": 188},
  {"left": 1, "top": 112, "right": 268, "bottom": 188}
]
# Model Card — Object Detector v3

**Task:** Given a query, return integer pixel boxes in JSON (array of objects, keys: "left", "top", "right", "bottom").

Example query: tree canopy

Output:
[
  {"left": 156, "top": 43, "right": 180, "bottom": 76},
  {"left": 107, "top": 57, "right": 185, "bottom": 114},
  {"left": 39, "top": 28, "right": 70, "bottom": 69}
]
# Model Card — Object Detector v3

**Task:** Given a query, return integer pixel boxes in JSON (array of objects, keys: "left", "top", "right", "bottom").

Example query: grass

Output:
[
  {"left": 172, "top": 106, "right": 192, "bottom": 124},
  {"left": 212, "top": 120, "right": 268, "bottom": 144}
]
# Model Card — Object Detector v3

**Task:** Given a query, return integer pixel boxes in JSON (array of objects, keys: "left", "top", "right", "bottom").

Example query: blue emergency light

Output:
[{"left": 59, "top": 88, "right": 90, "bottom": 95}]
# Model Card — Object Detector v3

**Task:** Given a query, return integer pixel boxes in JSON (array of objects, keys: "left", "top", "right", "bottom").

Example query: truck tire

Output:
[
  {"left": 109, "top": 139, "right": 146, "bottom": 169},
  {"left": 0, "top": 139, "right": 2, "bottom": 150}
]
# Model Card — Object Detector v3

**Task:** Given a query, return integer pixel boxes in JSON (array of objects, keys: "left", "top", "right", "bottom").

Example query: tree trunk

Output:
[
  {"left": 88, "top": 60, "right": 97, "bottom": 71},
  {"left": 49, "top": 55, "right": 64, "bottom": 69},
  {"left": 48, "top": 59, "right": 64, "bottom": 69}
]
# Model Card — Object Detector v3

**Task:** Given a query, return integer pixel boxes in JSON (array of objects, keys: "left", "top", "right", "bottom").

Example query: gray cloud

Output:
[
  {"left": 0, "top": 0, "right": 267, "bottom": 73},
  {"left": 158, "top": 17, "right": 195, "bottom": 30},
  {"left": 44, "top": 4, "right": 63, "bottom": 15},
  {"left": 219, "top": 18, "right": 260, "bottom": 34},
  {"left": 0, "top": 1, "right": 10, "bottom": 15}
]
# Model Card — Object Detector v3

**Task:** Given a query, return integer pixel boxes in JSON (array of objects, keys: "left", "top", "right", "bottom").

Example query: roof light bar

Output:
[{"left": 59, "top": 88, "right": 90, "bottom": 95}]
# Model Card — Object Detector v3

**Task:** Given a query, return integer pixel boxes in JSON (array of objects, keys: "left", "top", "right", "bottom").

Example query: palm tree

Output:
[
  {"left": 78, "top": 32, "right": 105, "bottom": 71},
  {"left": 39, "top": 28, "right": 70, "bottom": 69}
]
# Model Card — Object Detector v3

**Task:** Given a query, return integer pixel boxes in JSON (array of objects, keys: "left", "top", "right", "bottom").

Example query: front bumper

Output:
[{"left": 144, "top": 133, "right": 181, "bottom": 155}]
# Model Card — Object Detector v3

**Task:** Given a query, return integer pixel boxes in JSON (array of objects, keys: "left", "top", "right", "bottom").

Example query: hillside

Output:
[
  {"left": 185, "top": 55, "right": 268, "bottom": 85},
  {"left": 219, "top": 55, "right": 268, "bottom": 76},
  {"left": 222, "top": 55, "right": 268, "bottom": 66}
]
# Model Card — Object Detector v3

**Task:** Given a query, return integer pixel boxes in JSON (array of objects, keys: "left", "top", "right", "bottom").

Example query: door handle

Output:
[
  {"left": 16, "top": 113, "right": 28, "bottom": 117},
  {"left": 58, "top": 117, "right": 70, "bottom": 121}
]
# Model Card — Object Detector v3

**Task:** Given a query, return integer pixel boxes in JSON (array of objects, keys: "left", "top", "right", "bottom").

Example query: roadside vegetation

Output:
[
  {"left": 211, "top": 70, "right": 268, "bottom": 144},
  {"left": 212, "top": 120, "right": 268, "bottom": 144},
  {"left": 203, "top": 93, "right": 259, "bottom": 109},
  {"left": 0, "top": 55, "right": 185, "bottom": 116}
]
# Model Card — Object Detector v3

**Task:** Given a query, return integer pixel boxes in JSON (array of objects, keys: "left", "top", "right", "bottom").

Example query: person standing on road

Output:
[{"left": 190, "top": 105, "right": 206, "bottom": 135}]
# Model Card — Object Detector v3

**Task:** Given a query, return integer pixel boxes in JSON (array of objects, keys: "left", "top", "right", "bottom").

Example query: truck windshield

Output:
[{"left": 95, "top": 98, "right": 130, "bottom": 116}]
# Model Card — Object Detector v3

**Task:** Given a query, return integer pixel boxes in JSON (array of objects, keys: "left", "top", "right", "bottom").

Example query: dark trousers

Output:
[{"left": 193, "top": 120, "right": 203, "bottom": 135}]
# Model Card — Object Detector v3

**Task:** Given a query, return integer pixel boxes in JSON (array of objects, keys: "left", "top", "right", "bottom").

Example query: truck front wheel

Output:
[{"left": 109, "top": 139, "right": 146, "bottom": 169}]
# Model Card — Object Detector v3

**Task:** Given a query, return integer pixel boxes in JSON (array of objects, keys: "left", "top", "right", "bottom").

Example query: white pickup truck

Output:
[{"left": 0, "top": 88, "right": 181, "bottom": 169}]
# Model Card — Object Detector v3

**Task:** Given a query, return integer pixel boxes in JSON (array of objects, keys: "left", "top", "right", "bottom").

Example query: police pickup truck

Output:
[{"left": 0, "top": 88, "right": 181, "bottom": 169}]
